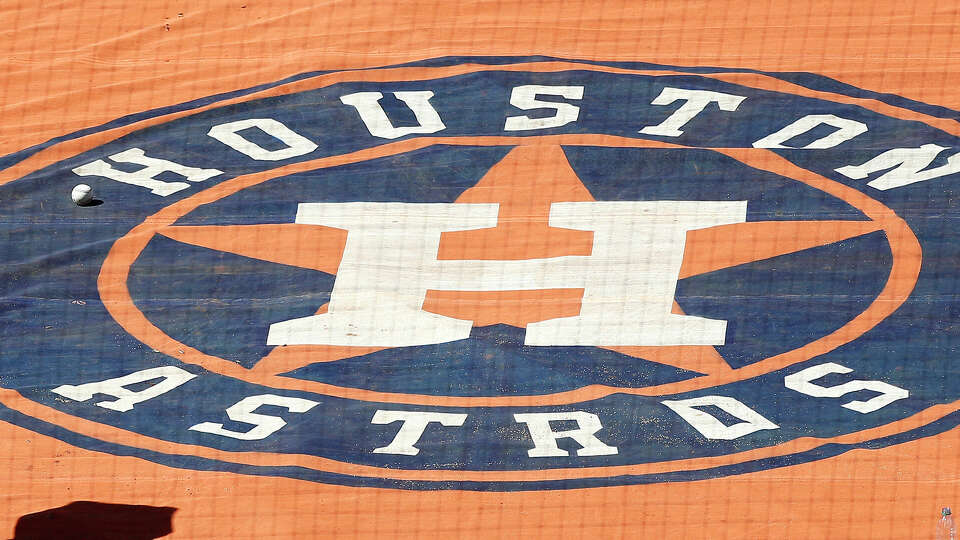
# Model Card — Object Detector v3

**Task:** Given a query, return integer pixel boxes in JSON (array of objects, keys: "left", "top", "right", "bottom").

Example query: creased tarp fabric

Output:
[{"left": 1, "top": 1, "right": 960, "bottom": 538}]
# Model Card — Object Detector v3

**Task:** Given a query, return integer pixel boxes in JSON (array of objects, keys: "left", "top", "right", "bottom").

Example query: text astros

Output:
[{"left": 52, "top": 362, "right": 908, "bottom": 454}]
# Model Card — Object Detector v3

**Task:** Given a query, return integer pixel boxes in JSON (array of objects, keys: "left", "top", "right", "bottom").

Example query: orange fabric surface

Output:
[{"left": 1, "top": 1, "right": 958, "bottom": 538}]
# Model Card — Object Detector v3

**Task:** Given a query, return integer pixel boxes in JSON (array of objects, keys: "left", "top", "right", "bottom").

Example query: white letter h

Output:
[{"left": 267, "top": 200, "right": 746, "bottom": 348}]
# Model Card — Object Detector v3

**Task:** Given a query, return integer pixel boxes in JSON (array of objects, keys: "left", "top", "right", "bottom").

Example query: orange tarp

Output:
[{"left": 1, "top": 1, "right": 958, "bottom": 538}]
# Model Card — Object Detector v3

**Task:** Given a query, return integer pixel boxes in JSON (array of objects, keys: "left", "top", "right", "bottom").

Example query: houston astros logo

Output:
[{"left": 1, "top": 57, "right": 958, "bottom": 490}]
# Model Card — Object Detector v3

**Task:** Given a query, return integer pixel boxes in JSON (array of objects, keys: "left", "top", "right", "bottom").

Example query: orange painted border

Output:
[
  {"left": 4, "top": 3, "right": 960, "bottom": 538},
  {"left": 3, "top": 59, "right": 959, "bottom": 190}
]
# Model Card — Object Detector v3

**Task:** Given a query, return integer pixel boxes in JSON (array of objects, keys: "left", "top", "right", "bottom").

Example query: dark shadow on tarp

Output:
[{"left": 11, "top": 501, "right": 176, "bottom": 539}]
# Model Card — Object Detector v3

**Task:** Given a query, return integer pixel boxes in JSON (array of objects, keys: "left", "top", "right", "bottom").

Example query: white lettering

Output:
[
  {"left": 835, "top": 144, "right": 960, "bottom": 190},
  {"left": 52, "top": 366, "right": 196, "bottom": 412},
  {"left": 371, "top": 410, "right": 468, "bottom": 456},
  {"left": 207, "top": 118, "right": 318, "bottom": 161},
  {"left": 753, "top": 114, "right": 867, "bottom": 149},
  {"left": 514, "top": 411, "right": 618, "bottom": 457},
  {"left": 784, "top": 362, "right": 909, "bottom": 413},
  {"left": 72, "top": 148, "right": 222, "bottom": 196},
  {"left": 266, "top": 200, "right": 746, "bottom": 348},
  {"left": 504, "top": 85, "right": 584, "bottom": 131},
  {"left": 639, "top": 87, "right": 746, "bottom": 137},
  {"left": 661, "top": 395, "right": 779, "bottom": 440},
  {"left": 340, "top": 91, "right": 445, "bottom": 139},
  {"left": 188, "top": 394, "right": 318, "bottom": 440}
]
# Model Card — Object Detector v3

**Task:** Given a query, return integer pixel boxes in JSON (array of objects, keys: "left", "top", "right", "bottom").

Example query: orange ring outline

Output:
[
  {"left": 97, "top": 134, "right": 921, "bottom": 407},
  {"left": 0, "top": 61, "right": 945, "bottom": 483},
  {"left": 3, "top": 59, "right": 959, "bottom": 189}
]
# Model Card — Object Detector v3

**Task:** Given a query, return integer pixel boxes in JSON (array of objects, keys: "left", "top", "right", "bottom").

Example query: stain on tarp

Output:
[{"left": 12, "top": 501, "right": 176, "bottom": 540}]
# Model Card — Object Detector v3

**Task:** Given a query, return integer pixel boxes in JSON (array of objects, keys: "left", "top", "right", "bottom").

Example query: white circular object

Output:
[{"left": 71, "top": 184, "right": 93, "bottom": 206}]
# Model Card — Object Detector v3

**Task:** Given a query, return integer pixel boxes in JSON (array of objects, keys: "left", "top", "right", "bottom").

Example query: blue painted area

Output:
[
  {"left": 129, "top": 236, "right": 336, "bottom": 369},
  {"left": 564, "top": 146, "right": 869, "bottom": 220},
  {"left": 677, "top": 230, "right": 891, "bottom": 368},
  {"left": 284, "top": 324, "right": 699, "bottom": 395},
  {"left": 2, "top": 58, "right": 960, "bottom": 490}
]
